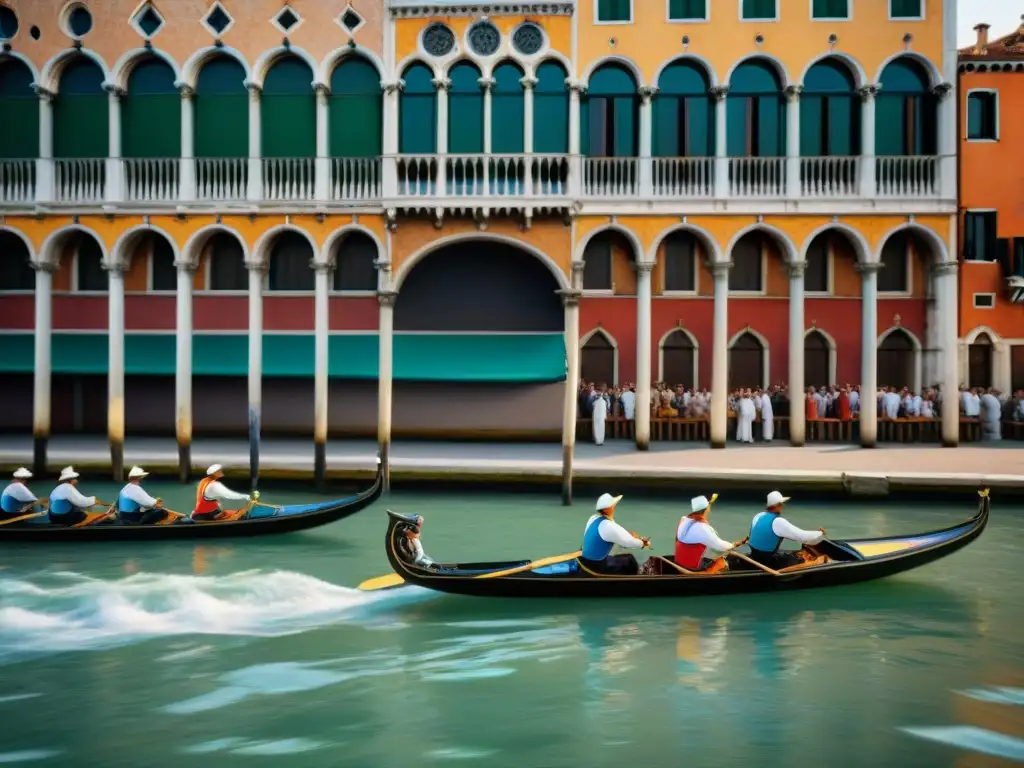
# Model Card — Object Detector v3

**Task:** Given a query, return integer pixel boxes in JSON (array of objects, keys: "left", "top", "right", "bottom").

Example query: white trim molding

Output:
[{"left": 965, "top": 88, "right": 999, "bottom": 142}]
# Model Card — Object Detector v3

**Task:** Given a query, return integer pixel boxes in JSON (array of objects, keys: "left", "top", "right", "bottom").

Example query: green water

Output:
[{"left": 1, "top": 485, "right": 1022, "bottom": 767}]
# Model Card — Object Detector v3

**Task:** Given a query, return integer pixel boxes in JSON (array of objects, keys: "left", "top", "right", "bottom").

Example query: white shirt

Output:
[
  {"left": 50, "top": 482, "right": 96, "bottom": 509},
  {"left": 921, "top": 399, "right": 935, "bottom": 418},
  {"left": 592, "top": 396, "right": 608, "bottom": 420},
  {"left": 677, "top": 518, "right": 733, "bottom": 554},
  {"left": 620, "top": 390, "right": 636, "bottom": 419},
  {"left": 2, "top": 482, "right": 37, "bottom": 503},
  {"left": 409, "top": 536, "right": 434, "bottom": 567},
  {"left": 770, "top": 516, "right": 824, "bottom": 546},
  {"left": 203, "top": 480, "right": 250, "bottom": 503},
  {"left": 119, "top": 482, "right": 159, "bottom": 509},
  {"left": 587, "top": 515, "right": 644, "bottom": 550},
  {"left": 849, "top": 390, "right": 860, "bottom": 412}
]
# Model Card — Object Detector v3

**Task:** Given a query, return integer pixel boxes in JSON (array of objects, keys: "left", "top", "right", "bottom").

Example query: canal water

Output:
[{"left": 0, "top": 485, "right": 1021, "bottom": 767}]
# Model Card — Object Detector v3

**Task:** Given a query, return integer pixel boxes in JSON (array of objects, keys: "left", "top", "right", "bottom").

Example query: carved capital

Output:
[
  {"left": 638, "top": 85, "right": 659, "bottom": 102},
  {"left": 377, "top": 290, "right": 398, "bottom": 308},
  {"left": 784, "top": 84, "right": 803, "bottom": 102},
  {"left": 855, "top": 261, "right": 883, "bottom": 275},
  {"left": 173, "top": 259, "right": 198, "bottom": 275},
  {"left": 313, "top": 82, "right": 331, "bottom": 98},
  {"left": 857, "top": 83, "right": 880, "bottom": 101},
  {"left": 931, "top": 81, "right": 954, "bottom": 100},
  {"left": 312, "top": 261, "right": 332, "bottom": 274},
  {"left": 373, "top": 258, "right": 392, "bottom": 273},
  {"left": 102, "top": 260, "right": 128, "bottom": 275},
  {"left": 177, "top": 83, "right": 195, "bottom": 99},
  {"left": 635, "top": 261, "right": 655, "bottom": 275},
  {"left": 787, "top": 260, "right": 807, "bottom": 278},
  {"left": 245, "top": 81, "right": 262, "bottom": 99},
  {"left": 519, "top": 75, "right": 538, "bottom": 90},
  {"left": 932, "top": 260, "right": 959, "bottom": 276},
  {"left": 245, "top": 260, "right": 267, "bottom": 274},
  {"left": 103, "top": 83, "right": 127, "bottom": 99},
  {"left": 32, "top": 85, "right": 55, "bottom": 102},
  {"left": 30, "top": 260, "right": 57, "bottom": 274},
  {"left": 709, "top": 85, "right": 730, "bottom": 101},
  {"left": 477, "top": 76, "right": 496, "bottom": 91},
  {"left": 431, "top": 77, "right": 452, "bottom": 92},
  {"left": 385, "top": 208, "right": 398, "bottom": 232},
  {"left": 566, "top": 79, "right": 587, "bottom": 96},
  {"left": 558, "top": 289, "right": 582, "bottom": 307},
  {"left": 570, "top": 260, "right": 586, "bottom": 276},
  {"left": 708, "top": 260, "right": 733, "bottom": 277},
  {"left": 381, "top": 79, "right": 405, "bottom": 95}
]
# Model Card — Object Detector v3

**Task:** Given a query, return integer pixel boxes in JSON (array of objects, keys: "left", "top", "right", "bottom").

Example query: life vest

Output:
[
  {"left": 749, "top": 511, "right": 782, "bottom": 553},
  {"left": 581, "top": 514, "right": 614, "bottom": 561},
  {"left": 49, "top": 483, "right": 83, "bottom": 517},
  {"left": 117, "top": 485, "right": 141, "bottom": 514},
  {"left": 675, "top": 517, "right": 707, "bottom": 569},
  {"left": 193, "top": 477, "right": 220, "bottom": 515},
  {"left": 1, "top": 485, "right": 27, "bottom": 514}
]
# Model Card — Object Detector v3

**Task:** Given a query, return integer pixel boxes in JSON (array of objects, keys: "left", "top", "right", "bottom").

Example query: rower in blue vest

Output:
[
  {"left": 746, "top": 490, "right": 827, "bottom": 569},
  {"left": 579, "top": 493, "right": 650, "bottom": 575},
  {"left": 117, "top": 466, "right": 166, "bottom": 525},
  {"left": 48, "top": 466, "right": 101, "bottom": 526},
  {"left": 1, "top": 467, "right": 39, "bottom": 520}
]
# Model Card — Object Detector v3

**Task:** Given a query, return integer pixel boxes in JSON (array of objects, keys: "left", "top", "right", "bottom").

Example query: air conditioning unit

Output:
[{"left": 1008, "top": 237, "right": 1024, "bottom": 303}]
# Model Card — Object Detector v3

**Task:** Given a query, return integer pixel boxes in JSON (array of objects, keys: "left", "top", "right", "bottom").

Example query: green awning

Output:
[{"left": 394, "top": 334, "right": 566, "bottom": 382}]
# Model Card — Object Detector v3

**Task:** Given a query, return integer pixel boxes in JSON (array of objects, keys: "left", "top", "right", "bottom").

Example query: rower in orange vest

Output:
[{"left": 192, "top": 464, "right": 253, "bottom": 522}]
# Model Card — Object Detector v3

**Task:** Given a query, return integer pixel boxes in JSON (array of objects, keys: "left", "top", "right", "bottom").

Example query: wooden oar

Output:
[
  {"left": 728, "top": 549, "right": 783, "bottom": 577},
  {"left": 0, "top": 510, "right": 48, "bottom": 527},
  {"left": 358, "top": 572, "right": 406, "bottom": 591},
  {"left": 474, "top": 551, "right": 583, "bottom": 580},
  {"left": 653, "top": 555, "right": 696, "bottom": 576}
]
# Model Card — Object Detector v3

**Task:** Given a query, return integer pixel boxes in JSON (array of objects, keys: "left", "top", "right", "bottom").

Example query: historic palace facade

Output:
[{"left": 0, "top": 0, "right": 962, "bottom": 480}]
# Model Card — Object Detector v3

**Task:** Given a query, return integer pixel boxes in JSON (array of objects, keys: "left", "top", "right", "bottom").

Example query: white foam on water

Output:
[
  {"left": 426, "top": 748, "right": 499, "bottom": 760},
  {"left": 900, "top": 726, "right": 1024, "bottom": 761},
  {"left": 0, "top": 694, "right": 41, "bottom": 704},
  {"left": 232, "top": 739, "right": 328, "bottom": 756},
  {"left": 958, "top": 686, "right": 1024, "bottom": 706},
  {"left": 0, "top": 570, "right": 435, "bottom": 663},
  {"left": 0, "top": 751, "right": 62, "bottom": 764},
  {"left": 420, "top": 667, "right": 516, "bottom": 681}
]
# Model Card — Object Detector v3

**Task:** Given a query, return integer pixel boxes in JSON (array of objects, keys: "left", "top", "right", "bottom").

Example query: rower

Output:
[
  {"left": 192, "top": 464, "right": 252, "bottom": 522},
  {"left": 401, "top": 515, "right": 437, "bottom": 568},
  {"left": 746, "top": 490, "right": 826, "bottom": 569},
  {"left": 48, "top": 466, "right": 99, "bottom": 527},
  {"left": 117, "top": 466, "right": 165, "bottom": 525},
  {"left": 1, "top": 467, "right": 38, "bottom": 520},
  {"left": 675, "top": 495, "right": 746, "bottom": 574},
  {"left": 579, "top": 493, "right": 650, "bottom": 575}
]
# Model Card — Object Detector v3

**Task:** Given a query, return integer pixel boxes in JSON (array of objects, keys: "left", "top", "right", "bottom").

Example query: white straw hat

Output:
[
  {"left": 128, "top": 466, "right": 149, "bottom": 479},
  {"left": 13, "top": 467, "right": 32, "bottom": 480},
  {"left": 58, "top": 466, "right": 80, "bottom": 483},
  {"left": 595, "top": 493, "right": 623, "bottom": 511},
  {"left": 766, "top": 490, "right": 791, "bottom": 508},
  {"left": 206, "top": 464, "right": 223, "bottom": 476},
  {"left": 690, "top": 495, "right": 710, "bottom": 514}
]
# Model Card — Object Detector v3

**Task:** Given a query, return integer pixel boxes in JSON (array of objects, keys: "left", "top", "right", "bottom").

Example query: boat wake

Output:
[{"left": 0, "top": 569, "right": 433, "bottom": 665}]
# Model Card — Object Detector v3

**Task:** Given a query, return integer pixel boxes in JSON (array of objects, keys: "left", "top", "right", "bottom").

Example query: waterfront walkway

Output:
[{"left": 1, "top": 435, "right": 1022, "bottom": 498}]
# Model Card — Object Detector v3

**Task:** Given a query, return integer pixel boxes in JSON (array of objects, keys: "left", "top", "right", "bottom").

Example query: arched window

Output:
[
  {"left": 729, "top": 331, "right": 765, "bottom": 390},
  {"left": 968, "top": 333, "right": 993, "bottom": 389},
  {"left": 329, "top": 57, "right": 383, "bottom": 158},
  {"left": 804, "top": 232, "right": 832, "bottom": 293},
  {"left": 195, "top": 55, "right": 248, "bottom": 159},
  {"left": 582, "top": 64, "right": 638, "bottom": 157},
  {"left": 662, "top": 330, "right": 695, "bottom": 388},
  {"left": 449, "top": 62, "right": 484, "bottom": 154},
  {"left": 877, "top": 329, "right": 914, "bottom": 389},
  {"left": 0, "top": 58, "right": 39, "bottom": 159},
  {"left": 654, "top": 60, "right": 713, "bottom": 157},
  {"left": 581, "top": 332, "right": 615, "bottom": 386},
  {"left": 727, "top": 59, "right": 784, "bottom": 157},
  {"left": 729, "top": 232, "right": 764, "bottom": 292},
  {"left": 876, "top": 57, "right": 936, "bottom": 156},
  {"left": 878, "top": 232, "right": 912, "bottom": 293},
  {"left": 0, "top": 232, "right": 34, "bottom": 290},
  {"left": 207, "top": 233, "right": 247, "bottom": 291},
  {"left": 333, "top": 231, "right": 378, "bottom": 292},
  {"left": 149, "top": 234, "right": 176, "bottom": 291},
  {"left": 492, "top": 61, "right": 524, "bottom": 153},
  {"left": 74, "top": 234, "right": 106, "bottom": 291},
  {"left": 268, "top": 232, "right": 314, "bottom": 291},
  {"left": 801, "top": 59, "right": 859, "bottom": 156},
  {"left": 804, "top": 330, "right": 831, "bottom": 388},
  {"left": 262, "top": 56, "right": 316, "bottom": 159},
  {"left": 399, "top": 63, "right": 436, "bottom": 154},
  {"left": 662, "top": 231, "right": 697, "bottom": 292},
  {"left": 122, "top": 57, "right": 181, "bottom": 159},
  {"left": 55, "top": 57, "right": 108, "bottom": 160},
  {"left": 534, "top": 61, "right": 569, "bottom": 153},
  {"left": 583, "top": 231, "right": 636, "bottom": 291}
]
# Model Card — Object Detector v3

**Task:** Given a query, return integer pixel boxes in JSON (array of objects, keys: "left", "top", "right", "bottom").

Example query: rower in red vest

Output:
[
  {"left": 674, "top": 495, "right": 746, "bottom": 574},
  {"left": 192, "top": 464, "right": 253, "bottom": 522}
]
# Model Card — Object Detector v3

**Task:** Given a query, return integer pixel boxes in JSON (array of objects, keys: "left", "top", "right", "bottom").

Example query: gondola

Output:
[
  {"left": 0, "top": 458, "right": 383, "bottom": 542},
  {"left": 359, "top": 490, "right": 989, "bottom": 598}
]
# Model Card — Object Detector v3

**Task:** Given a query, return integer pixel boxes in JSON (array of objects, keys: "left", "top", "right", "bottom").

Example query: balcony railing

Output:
[{"left": 0, "top": 154, "right": 953, "bottom": 207}]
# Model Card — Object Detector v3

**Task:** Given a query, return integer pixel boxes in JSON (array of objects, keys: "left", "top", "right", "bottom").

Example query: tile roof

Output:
[{"left": 960, "top": 17, "right": 1024, "bottom": 61}]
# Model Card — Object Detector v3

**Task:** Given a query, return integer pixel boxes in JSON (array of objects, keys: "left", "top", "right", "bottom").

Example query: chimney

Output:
[{"left": 974, "top": 23, "right": 990, "bottom": 54}]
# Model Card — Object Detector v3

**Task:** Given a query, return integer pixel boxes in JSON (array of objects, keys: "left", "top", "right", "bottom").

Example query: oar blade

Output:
[
  {"left": 358, "top": 572, "right": 406, "bottom": 591},
  {"left": 474, "top": 551, "right": 582, "bottom": 580}
]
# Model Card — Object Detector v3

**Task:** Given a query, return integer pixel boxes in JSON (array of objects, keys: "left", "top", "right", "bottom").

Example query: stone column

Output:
[
  {"left": 31, "top": 262, "right": 55, "bottom": 475},
  {"left": 934, "top": 260, "right": 960, "bottom": 446},
  {"left": 381, "top": 80, "right": 404, "bottom": 198},
  {"left": 479, "top": 77, "right": 495, "bottom": 155},
  {"left": 246, "top": 260, "right": 265, "bottom": 488},
  {"left": 710, "top": 261, "right": 732, "bottom": 448},
  {"left": 178, "top": 84, "right": 196, "bottom": 201},
  {"left": 315, "top": 84, "right": 331, "bottom": 201},
  {"left": 432, "top": 77, "right": 450, "bottom": 195},
  {"left": 104, "top": 85, "right": 125, "bottom": 202},
  {"left": 638, "top": 86, "right": 657, "bottom": 197},
  {"left": 560, "top": 290, "right": 581, "bottom": 505},
  {"left": 106, "top": 261, "right": 126, "bottom": 481},
  {"left": 710, "top": 86, "right": 729, "bottom": 199},
  {"left": 787, "top": 260, "right": 807, "bottom": 446},
  {"left": 635, "top": 262, "right": 654, "bottom": 450},
  {"left": 567, "top": 81, "right": 584, "bottom": 197},
  {"left": 34, "top": 87, "right": 55, "bottom": 202},
  {"left": 313, "top": 260, "right": 331, "bottom": 489},
  {"left": 521, "top": 76, "right": 537, "bottom": 194},
  {"left": 933, "top": 82, "right": 956, "bottom": 200},
  {"left": 857, "top": 263, "right": 882, "bottom": 447},
  {"left": 174, "top": 259, "right": 195, "bottom": 483},
  {"left": 246, "top": 83, "right": 263, "bottom": 202},
  {"left": 784, "top": 85, "right": 802, "bottom": 199},
  {"left": 377, "top": 290, "right": 397, "bottom": 493},
  {"left": 857, "top": 84, "right": 878, "bottom": 198}
]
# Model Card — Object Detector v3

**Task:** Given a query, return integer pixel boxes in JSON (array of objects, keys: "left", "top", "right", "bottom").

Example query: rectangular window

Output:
[
  {"left": 889, "top": 0, "right": 922, "bottom": 18},
  {"left": 588, "top": 98, "right": 611, "bottom": 156},
  {"left": 582, "top": 239, "right": 613, "bottom": 291},
  {"left": 742, "top": 0, "right": 777, "bottom": 21},
  {"left": 967, "top": 91, "right": 998, "bottom": 141},
  {"left": 597, "top": 0, "right": 632, "bottom": 22},
  {"left": 972, "top": 293, "right": 995, "bottom": 309},
  {"left": 664, "top": 237, "right": 696, "bottom": 291},
  {"left": 669, "top": 0, "right": 707, "bottom": 20},
  {"left": 964, "top": 211, "right": 997, "bottom": 261},
  {"left": 150, "top": 237, "right": 177, "bottom": 291},
  {"left": 812, "top": 0, "right": 848, "bottom": 19}
]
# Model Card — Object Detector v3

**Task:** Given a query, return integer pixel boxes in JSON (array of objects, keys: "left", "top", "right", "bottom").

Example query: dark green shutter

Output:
[
  {"left": 399, "top": 64, "right": 436, "bottom": 154},
  {"left": 194, "top": 56, "right": 248, "bottom": 158},
  {"left": 800, "top": 96, "right": 824, "bottom": 156},
  {"left": 533, "top": 62, "right": 568, "bottom": 153},
  {"left": 889, "top": 0, "right": 921, "bottom": 18},
  {"left": 261, "top": 56, "right": 315, "bottom": 158},
  {"left": 812, "top": 0, "right": 848, "bottom": 17},
  {"left": 448, "top": 63, "right": 484, "bottom": 153},
  {"left": 876, "top": 58, "right": 932, "bottom": 155},
  {"left": 54, "top": 58, "right": 108, "bottom": 159},
  {"left": 584, "top": 65, "right": 637, "bottom": 157},
  {"left": 598, "top": 0, "right": 631, "bottom": 22},
  {"left": 742, "top": 0, "right": 776, "bottom": 19},
  {"left": 491, "top": 63, "right": 524, "bottom": 154},
  {"left": 0, "top": 59, "right": 39, "bottom": 159},
  {"left": 669, "top": 0, "right": 706, "bottom": 19},
  {"left": 653, "top": 98, "right": 679, "bottom": 156},
  {"left": 967, "top": 95, "right": 983, "bottom": 139},
  {"left": 121, "top": 58, "right": 181, "bottom": 158},
  {"left": 329, "top": 58, "right": 383, "bottom": 158},
  {"left": 655, "top": 62, "right": 712, "bottom": 157},
  {"left": 726, "top": 98, "right": 749, "bottom": 157}
]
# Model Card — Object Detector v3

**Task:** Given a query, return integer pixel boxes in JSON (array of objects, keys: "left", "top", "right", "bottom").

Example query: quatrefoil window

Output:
[
  {"left": 468, "top": 22, "right": 500, "bottom": 56},
  {"left": 423, "top": 23, "right": 455, "bottom": 56},
  {"left": 512, "top": 23, "right": 543, "bottom": 55}
]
